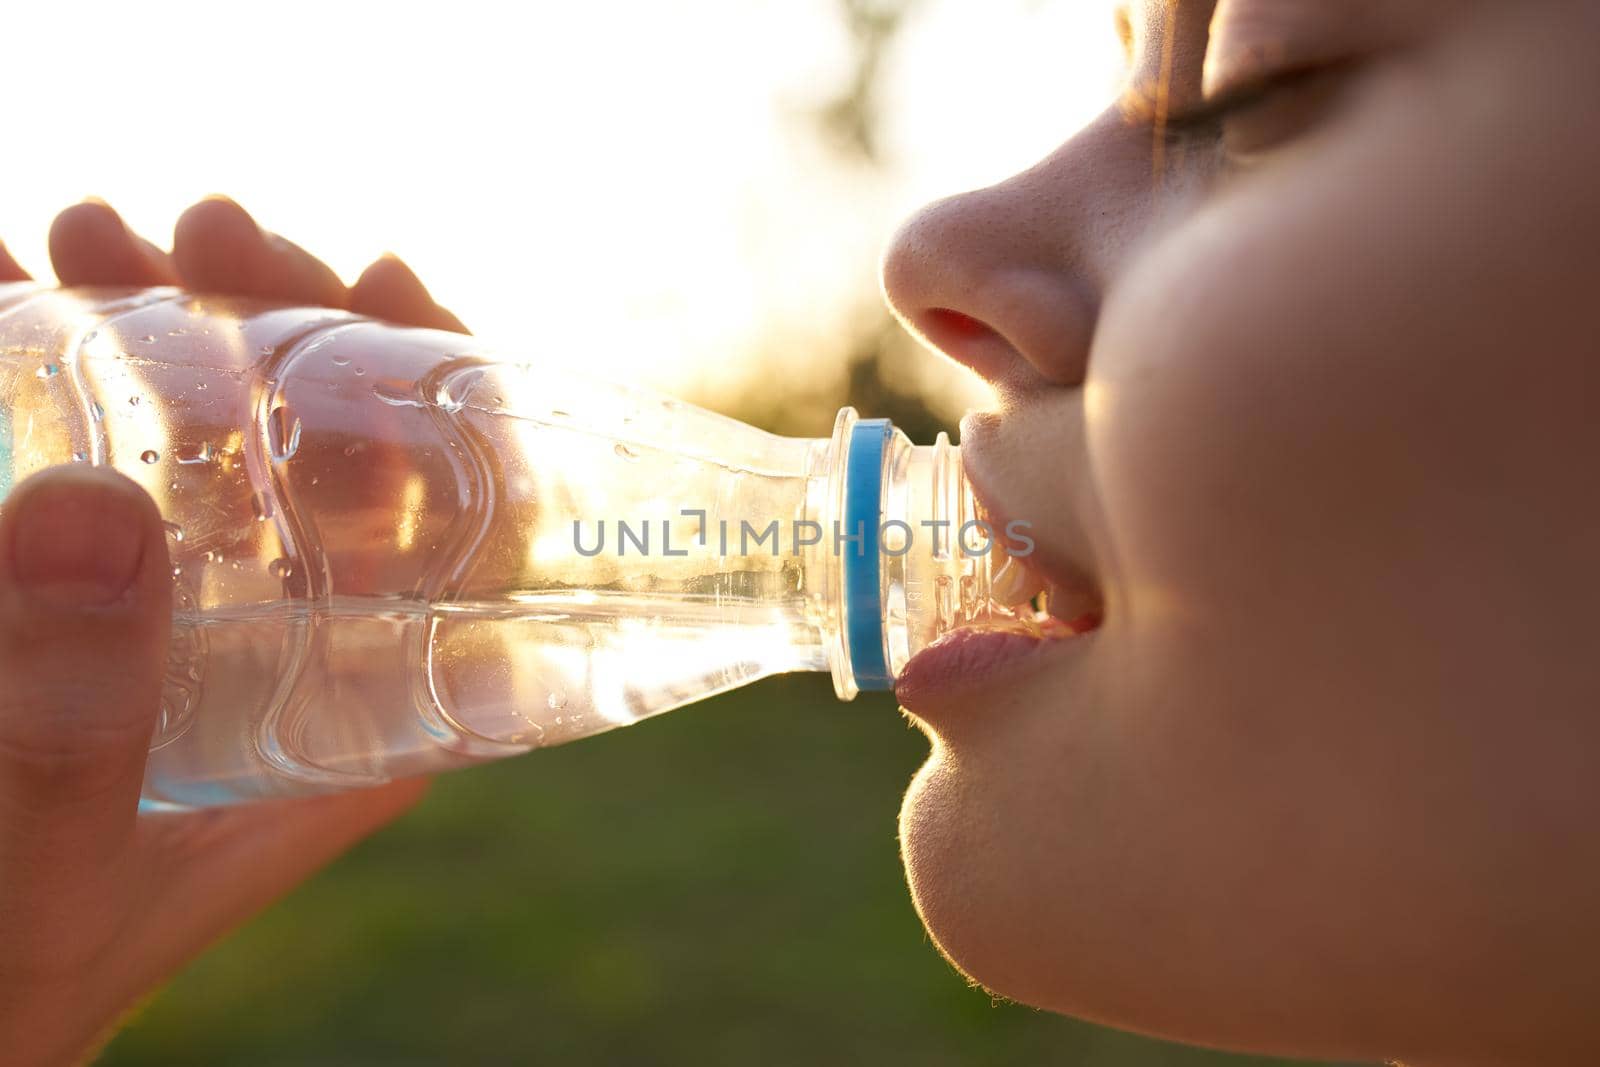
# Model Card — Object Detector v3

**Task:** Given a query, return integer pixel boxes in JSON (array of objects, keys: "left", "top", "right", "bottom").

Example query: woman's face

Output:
[{"left": 882, "top": 1, "right": 1600, "bottom": 1061}]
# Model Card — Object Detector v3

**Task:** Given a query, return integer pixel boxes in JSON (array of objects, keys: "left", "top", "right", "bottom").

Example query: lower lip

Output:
[{"left": 893, "top": 626, "right": 1088, "bottom": 714}]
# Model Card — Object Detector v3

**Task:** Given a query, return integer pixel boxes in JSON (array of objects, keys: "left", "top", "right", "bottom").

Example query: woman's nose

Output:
[{"left": 880, "top": 114, "right": 1135, "bottom": 391}]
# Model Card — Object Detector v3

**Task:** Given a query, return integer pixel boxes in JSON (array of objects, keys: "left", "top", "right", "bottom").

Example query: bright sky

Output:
[{"left": 3, "top": 0, "right": 1123, "bottom": 407}]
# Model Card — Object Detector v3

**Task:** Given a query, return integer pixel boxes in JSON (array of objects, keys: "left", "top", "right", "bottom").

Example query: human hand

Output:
[
  {"left": 0, "top": 199, "right": 455, "bottom": 1065},
  {"left": 0, "top": 195, "right": 465, "bottom": 331}
]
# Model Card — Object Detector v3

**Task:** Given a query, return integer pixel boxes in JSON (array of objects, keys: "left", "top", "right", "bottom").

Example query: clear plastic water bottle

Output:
[{"left": 0, "top": 285, "right": 1054, "bottom": 807}]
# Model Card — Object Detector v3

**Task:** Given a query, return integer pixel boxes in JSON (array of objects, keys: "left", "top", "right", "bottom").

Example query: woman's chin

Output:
[
  {"left": 892, "top": 668, "right": 1234, "bottom": 1051},
  {"left": 896, "top": 746, "right": 1070, "bottom": 1012}
]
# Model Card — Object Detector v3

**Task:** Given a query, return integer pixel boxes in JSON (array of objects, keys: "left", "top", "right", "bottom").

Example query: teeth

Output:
[
  {"left": 1043, "top": 581, "right": 1101, "bottom": 628},
  {"left": 990, "top": 552, "right": 1046, "bottom": 607},
  {"left": 978, "top": 511, "right": 1104, "bottom": 637}
]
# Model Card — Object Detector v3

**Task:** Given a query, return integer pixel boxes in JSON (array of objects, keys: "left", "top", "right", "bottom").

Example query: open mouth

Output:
[{"left": 975, "top": 500, "right": 1103, "bottom": 639}]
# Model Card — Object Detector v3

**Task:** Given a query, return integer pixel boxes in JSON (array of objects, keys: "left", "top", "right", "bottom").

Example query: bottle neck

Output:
[{"left": 813, "top": 408, "right": 1018, "bottom": 701}]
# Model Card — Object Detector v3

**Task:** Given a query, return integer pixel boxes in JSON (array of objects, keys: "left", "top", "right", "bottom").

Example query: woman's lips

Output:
[
  {"left": 894, "top": 514, "right": 1101, "bottom": 721},
  {"left": 896, "top": 503, "right": 1100, "bottom": 716},
  {"left": 894, "top": 625, "right": 1094, "bottom": 724},
  {"left": 892, "top": 410, "right": 1104, "bottom": 720}
]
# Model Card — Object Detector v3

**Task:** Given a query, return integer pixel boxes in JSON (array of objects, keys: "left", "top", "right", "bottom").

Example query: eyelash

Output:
[
  {"left": 1140, "top": 64, "right": 1345, "bottom": 150},
  {"left": 1163, "top": 69, "right": 1312, "bottom": 137}
]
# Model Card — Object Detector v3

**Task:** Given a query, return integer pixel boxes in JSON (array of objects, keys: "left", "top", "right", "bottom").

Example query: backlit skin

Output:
[
  {"left": 0, "top": 199, "right": 452, "bottom": 1065},
  {"left": 883, "top": 1, "right": 1600, "bottom": 1063}
]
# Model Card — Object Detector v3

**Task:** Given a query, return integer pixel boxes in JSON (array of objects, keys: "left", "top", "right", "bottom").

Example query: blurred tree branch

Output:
[
  {"left": 814, "top": 0, "right": 924, "bottom": 166},
  {"left": 709, "top": 0, "right": 973, "bottom": 445}
]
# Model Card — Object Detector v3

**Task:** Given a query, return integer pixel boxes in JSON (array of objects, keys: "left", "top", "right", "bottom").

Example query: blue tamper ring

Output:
[{"left": 844, "top": 419, "right": 893, "bottom": 691}]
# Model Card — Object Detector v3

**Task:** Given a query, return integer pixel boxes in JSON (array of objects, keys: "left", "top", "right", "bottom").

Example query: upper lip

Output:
[{"left": 959, "top": 411, "right": 1103, "bottom": 628}]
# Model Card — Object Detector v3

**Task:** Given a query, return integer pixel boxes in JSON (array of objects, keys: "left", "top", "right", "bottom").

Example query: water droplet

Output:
[
  {"left": 436, "top": 367, "right": 485, "bottom": 413},
  {"left": 553, "top": 716, "right": 563, "bottom": 726},
  {"left": 491, "top": 395, "right": 505, "bottom": 406},
  {"left": 353, "top": 366, "right": 366, "bottom": 376},
  {"left": 140, "top": 449, "right": 160, "bottom": 464},
  {"left": 195, "top": 381, "right": 208, "bottom": 391},
  {"left": 176, "top": 442, "right": 213, "bottom": 465},
  {"left": 343, "top": 444, "right": 358, "bottom": 457},
  {"left": 35, "top": 363, "right": 59, "bottom": 379},
  {"left": 267, "top": 405, "right": 303, "bottom": 462},
  {"left": 547, "top": 691, "right": 568, "bottom": 711},
  {"left": 251, "top": 495, "right": 273, "bottom": 522},
  {"left": 614, "top": 443, "right": 639, "bottom": 460},
  {"left": 203, "top": 550, "right": 219, "bottom": 563},
  {"left": 268, "top": 558, "right": 293, "bottom": 579},
  {"left": 162, "top": 521, "right": 185, "bottom": 543},
  {"left": 171, "top": 565, "right": 183, "bottom": 578},
  {"left": 331, "top": 355, "right": 351, "bottom": 367},
  {"left": 71, "top": 450, "right": 87, "bottom": 462},
  {"left": 137, "top": 334, "right": 156, "bottom": 344},
  {"left": 258, "top": 344, "right": 276, "bottom": 356},
  {"left": 373, "top": 383, "right": 423, "bottom": 408},
  {"left": 128, "top": 395, "right": 142, "bottom": 407},
  {"left": 83, "top": 329, "right": 98, "bottom": 343},
  {"left": 88, "top": 401, "right": 104, "bottom": 423},
  {"left": 168, "top": 328, "right": 188, "bottom": 337}
]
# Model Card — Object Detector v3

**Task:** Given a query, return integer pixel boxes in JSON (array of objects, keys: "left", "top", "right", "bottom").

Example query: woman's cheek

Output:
[{"left": 891, "top": 217, "right": 1342, "bottom": 1016}]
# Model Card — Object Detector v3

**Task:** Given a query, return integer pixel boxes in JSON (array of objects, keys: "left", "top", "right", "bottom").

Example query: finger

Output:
[
  {"left": 0, "top": 466, "right": 171, "bottom": 890},
  {"left": 172, "top": 196, "right": 347, "bottom": 307},
  {"left": 349, "top": 253, "right": 469, "bottom": 333},
  {"left": 48, "top": 199, "right": 181, "bottom": 287},
  {"left": 0, "top": 240, "right": 31, "bottom": 282}
]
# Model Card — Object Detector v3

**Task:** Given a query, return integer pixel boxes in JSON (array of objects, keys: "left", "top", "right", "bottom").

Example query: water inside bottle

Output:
[{"left": 1, "top": 289, "right": 837, "bottom": 806}]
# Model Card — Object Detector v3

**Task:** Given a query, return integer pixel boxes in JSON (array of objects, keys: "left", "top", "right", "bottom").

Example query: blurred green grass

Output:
[{"left": 101, "top": 675, "right": 1337, "bottom": 1066}]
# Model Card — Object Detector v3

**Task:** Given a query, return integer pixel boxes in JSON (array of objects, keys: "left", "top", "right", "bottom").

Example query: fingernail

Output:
[
  {"left": 376, "top": 253, "right": 423, "bottom": 285},
  {"left": 201, "top": 194, "right": 257, "bottom": 227},
  {"left": 79, "top": 197, "right": 126, "bottom": 227},
  {"left": 4, "top": 468, "right": 148, "bottom": 608}
]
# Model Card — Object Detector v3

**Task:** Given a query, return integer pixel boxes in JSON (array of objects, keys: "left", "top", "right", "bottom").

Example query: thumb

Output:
[{"left": 0, "top": 465, "right": 170, "bottom": 882}]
